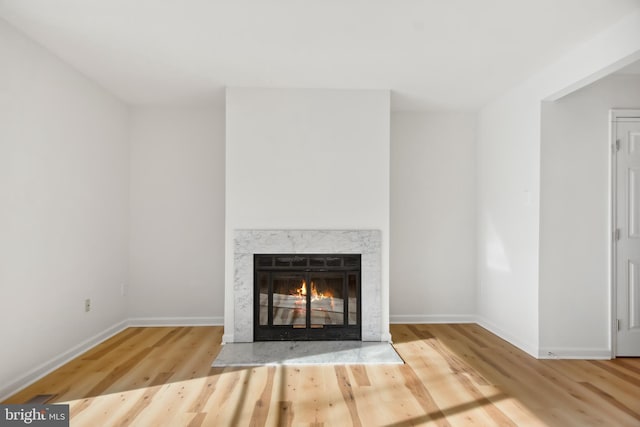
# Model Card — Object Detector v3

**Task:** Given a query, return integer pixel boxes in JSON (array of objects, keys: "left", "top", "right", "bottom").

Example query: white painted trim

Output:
[
  {"left": 389, "top": 314, "right": 476, "bottom": 324},
  {"left": 610, "top": 110, "right": 640, "bottom": 358},
  {"left": 610, "top": 108, "right": 640, "bottom": 121},
  {"left": 222, "top": 334, "right": 234, "bottom": 344},
  {"left": 127, "top": 316, "right": 224, "bottom": 327},
  {"left": 476, "top": 316, "right": 538, "bottom": 358},
  {"left": 611, "top": 110, "right": 619, "bottom": 360},
  {"left": 0, "top": 320, "right": 128, "bottom": 402},
  {"left": 538, "top": 348, "right": 612, "bottom": 360}
]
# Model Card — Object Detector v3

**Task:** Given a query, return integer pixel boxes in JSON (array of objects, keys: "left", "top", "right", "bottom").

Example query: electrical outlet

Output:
[{"left": 85, "top": 298, "right": 91, "bottom": 312}]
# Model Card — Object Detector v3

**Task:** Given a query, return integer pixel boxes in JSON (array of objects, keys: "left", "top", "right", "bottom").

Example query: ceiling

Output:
[{"left": 1, "top": 0, "right": 639, "bottom": 111}]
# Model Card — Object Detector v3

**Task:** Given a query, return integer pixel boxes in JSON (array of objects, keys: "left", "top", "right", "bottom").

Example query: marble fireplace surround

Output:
[{"left": 232, "top": 229, "right": 383, "bottom": 342}]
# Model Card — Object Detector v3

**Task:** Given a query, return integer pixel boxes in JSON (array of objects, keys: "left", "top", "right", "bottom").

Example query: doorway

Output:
[{"left": 612, "top": 109, "right": 640, "bottom": 356}]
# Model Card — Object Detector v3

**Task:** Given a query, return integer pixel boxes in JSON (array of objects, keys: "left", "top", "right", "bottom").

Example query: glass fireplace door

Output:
[
  {"left": 254, "top": 254, "right": 361, "bottom": 341},
  {"left": 309, "top": 272, "right": 345, "bottom": 327},
  {"left": 272, "top": 273, "right": 306, "bottom": 327}
]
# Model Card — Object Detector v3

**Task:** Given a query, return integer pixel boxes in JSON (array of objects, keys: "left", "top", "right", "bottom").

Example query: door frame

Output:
[{"left": 610, "top": 109, "right": 640, "bottom": 358}]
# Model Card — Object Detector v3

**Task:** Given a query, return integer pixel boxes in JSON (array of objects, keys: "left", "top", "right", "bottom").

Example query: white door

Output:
[{"left": 615, "top": 115, "right": 640, "bottom": 356}]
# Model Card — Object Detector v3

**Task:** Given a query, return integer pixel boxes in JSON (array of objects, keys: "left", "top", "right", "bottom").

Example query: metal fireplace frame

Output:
[{"left": 253, "top": 254, "right": 362, "bottom": 341}]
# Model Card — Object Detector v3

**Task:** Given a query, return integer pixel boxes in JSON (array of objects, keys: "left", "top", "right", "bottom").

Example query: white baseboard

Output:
[
  {"left": 0, "top": 320, "right": 128, "bottom": 402},
  {"left": 390, "top": 314, "right": 476, "bottom": 324},
  {"left": 538, "top": 347, "right": 612, "bottom": 360},
  {"left": 127, "top": 316, "right": 224, "bottom": 327},
  {"left": 475, "top": 316, "right": 539, "bottom": 358}
]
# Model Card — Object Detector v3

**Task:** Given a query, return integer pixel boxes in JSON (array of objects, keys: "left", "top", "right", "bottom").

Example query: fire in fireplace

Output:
[{"left": 254, "top": 254, "right": 361, "bottom": 340}]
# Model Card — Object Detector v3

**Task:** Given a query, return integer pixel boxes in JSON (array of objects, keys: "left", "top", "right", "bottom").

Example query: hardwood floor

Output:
[{"left": 3, "top": 324, "right": 640, "bottom": 426}]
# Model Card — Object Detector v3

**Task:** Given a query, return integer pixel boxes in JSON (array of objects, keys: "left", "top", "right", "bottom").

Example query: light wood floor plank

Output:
[{"left": 4, "top": 324, "right": 640, "bottom": 426}]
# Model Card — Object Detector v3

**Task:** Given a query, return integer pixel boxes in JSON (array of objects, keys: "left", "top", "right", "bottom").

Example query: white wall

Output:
[
  {"left": 128, "top": 107, "right": 225, "bottom": 322},
  {"left": 0, "top": 19, "right": 129, "bottom": 396},
  {"left": 477, "top": 9, "right": 640, "bottom": 357},
  {"left": 540, "top": 74, "right": 640, "bottom": 357},
  {"left": 0, "top": 7, "right": 637, "bottom": 402},
  {"left": 225, "top": 88, "right": 390, "bottom": 341},
  {"left": 390, "top": 112, "right": 476, "bottom": 322},
  {"left": 476, "top": 88, "right": 542, "bottom": 355}
]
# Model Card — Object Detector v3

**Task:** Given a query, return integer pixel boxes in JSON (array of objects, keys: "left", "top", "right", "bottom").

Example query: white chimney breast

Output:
[{"left": 224, "top": 88, "right": 390, "bottom": 343}]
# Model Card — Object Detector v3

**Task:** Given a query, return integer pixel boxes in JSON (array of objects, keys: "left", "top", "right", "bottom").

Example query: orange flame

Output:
[{"left": 294, "top": 280, "right": 334, "bottom": 302}]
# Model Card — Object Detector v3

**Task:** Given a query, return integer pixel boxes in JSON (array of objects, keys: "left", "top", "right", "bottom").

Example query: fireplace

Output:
[
  {"left": 228, "top": 229, "right": 383, "bottom": 343},
  {"left": 254, "top": 254, "right": 361, "bottom": 340}
]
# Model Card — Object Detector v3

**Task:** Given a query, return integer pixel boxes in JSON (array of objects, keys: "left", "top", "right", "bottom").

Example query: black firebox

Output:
[{"left": 254, "top": 254, "right": 361, "bottom": 341}]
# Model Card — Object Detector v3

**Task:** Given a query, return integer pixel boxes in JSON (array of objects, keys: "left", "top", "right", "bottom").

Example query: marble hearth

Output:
[{"left": 231, "top": 229, "right": 383, "bottom": 342}]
